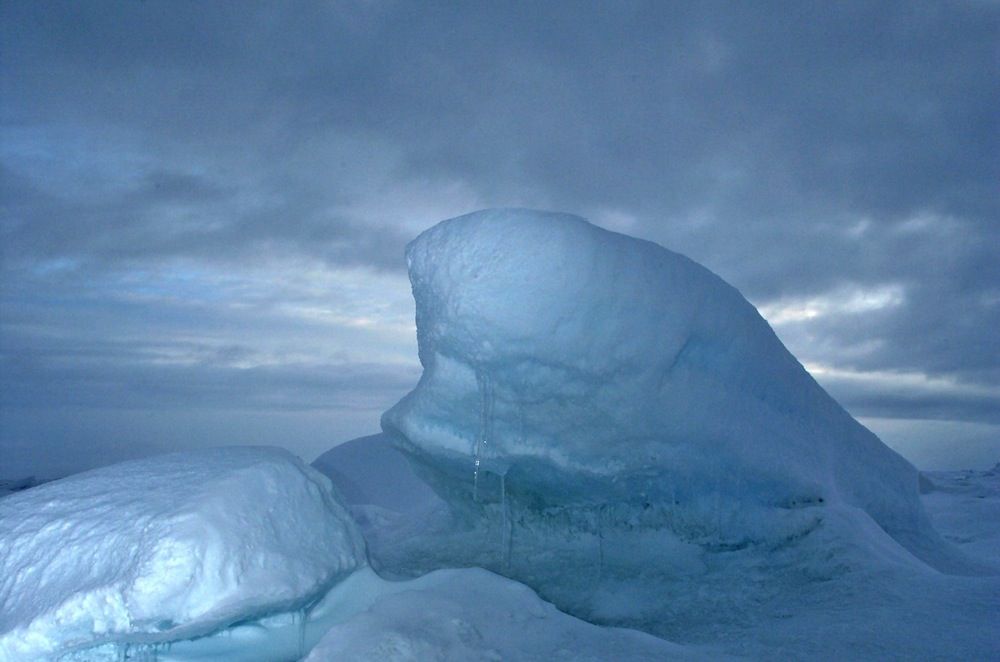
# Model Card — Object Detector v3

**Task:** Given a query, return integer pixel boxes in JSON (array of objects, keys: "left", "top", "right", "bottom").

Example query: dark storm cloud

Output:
[
  {"left": 4, "top": 2, "right": 995, "bottom": 262},
  {"left": 0, "top": 160, "right": 411, "bottom": 271},
  {"left": 1, "top": 1, "right": 998, "bottom": 472}
]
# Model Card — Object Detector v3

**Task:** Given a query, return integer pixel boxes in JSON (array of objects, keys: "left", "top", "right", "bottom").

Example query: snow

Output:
[
  {"left": 0, "top": 477, "right": 44, "bottom": 499},
  {"left": 921, "top": 464, "right": 1000, "bottom": 570},
  {"left": 0, "top": 446, "right": 366, "bottom": 660},
  {"left": 303, "top": 567, "right": 722, "bottom": 661}
]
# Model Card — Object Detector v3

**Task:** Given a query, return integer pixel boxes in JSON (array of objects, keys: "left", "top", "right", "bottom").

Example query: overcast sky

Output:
[{"left": 2, "top": 1, "right": 998, "bottom": 477}]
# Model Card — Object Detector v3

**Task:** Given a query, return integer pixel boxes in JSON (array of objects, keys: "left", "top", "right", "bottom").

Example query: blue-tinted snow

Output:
[{"left": 0, "top": 447, "right": 365, "bottom": 660}]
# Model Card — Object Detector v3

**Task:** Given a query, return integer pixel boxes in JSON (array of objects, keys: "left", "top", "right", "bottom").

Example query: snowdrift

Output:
[
  {"left": 0, "top": 447, "right": 365, "bottom": 660},
  {"left": 304, "top": 567, "right": 721, "bottom": 661},
  {"left": 380, "top": 209, "right": 973, "bottom": 628}
]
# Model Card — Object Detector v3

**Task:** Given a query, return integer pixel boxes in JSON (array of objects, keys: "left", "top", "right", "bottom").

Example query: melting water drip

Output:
[
  {"left": 597, "top": 505, "right": 605, "bottom": 581},
  {"left": 714, "top": 467, "right": 723, "bottom": 539},
  {"left": 473, "top": 370, "right": 494, "bottom": 501},
  {"left": 296, "top": 607, "right": 307, "bottom": 659},
  {"left": 500, "top": 472, "right": 511, "bottom": 568},
  {"left": 116, "top": 642, "right": 169, "bottom": 661}
]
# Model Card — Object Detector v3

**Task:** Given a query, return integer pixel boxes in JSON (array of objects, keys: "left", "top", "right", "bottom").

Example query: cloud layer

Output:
[{"left": 2, "top": 1, "right": 997, "bottom": 474}]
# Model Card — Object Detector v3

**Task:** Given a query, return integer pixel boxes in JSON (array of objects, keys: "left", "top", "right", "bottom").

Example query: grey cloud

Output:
[
  {"left": 5, "top": 2, "right": 995, "bottom": 279},
  {"left": 818, "top": 373, "right": 1000, "bottom": 426},
  {"left": 1, "top": 160, "right": 411, "bottom": 272},
  {"left": 1, "top": 352, "right": 419, "bottom": 412},
  {"left": 1, "top": 1, "right": 997, "bottom": 473}
]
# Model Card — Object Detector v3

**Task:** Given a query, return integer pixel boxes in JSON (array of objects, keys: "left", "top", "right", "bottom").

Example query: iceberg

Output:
[
  {"left": 0, "top": 447, "right": 366, "bottom": 660},
  {"left": 379, "top": 209, "right": 976, "bottom": 630}
]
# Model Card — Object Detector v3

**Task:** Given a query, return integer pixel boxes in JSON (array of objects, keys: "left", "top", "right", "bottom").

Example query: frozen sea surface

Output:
[{"left": 921, "top": 464, "right": 1000, "bottom": 570}]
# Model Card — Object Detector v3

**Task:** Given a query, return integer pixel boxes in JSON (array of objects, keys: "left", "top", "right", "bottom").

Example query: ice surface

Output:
[
  {"left": 379, "top": 208, "right": 982, "bottom": 630},
  {"left": 0, "top": 446, "right": 366, "bottom": 660},
  {"left": 303, "top": 567, "right": 722, "bottom": 661},
  {"left": 315, "top": 430, "right": 1000, "bottom": 660},
  {"left": 921, "top": 464, "right": 1000, "bottom": 570},
  {"left": 309, "top": 430, "right": 1000, "bottom": 659}
]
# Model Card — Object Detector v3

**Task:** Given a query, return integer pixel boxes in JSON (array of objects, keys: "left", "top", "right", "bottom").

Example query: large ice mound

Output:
[
  {"left": 0, "top": 446, "right": 366, "bottom": 660},
  {"left": 381, "top": 209, "right": 954, "bottom": 579}
]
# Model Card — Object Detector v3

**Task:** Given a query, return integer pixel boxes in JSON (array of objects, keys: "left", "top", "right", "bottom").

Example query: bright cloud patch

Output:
[{"left": 757, "top": 284, "right": 905, "bottom": 324}]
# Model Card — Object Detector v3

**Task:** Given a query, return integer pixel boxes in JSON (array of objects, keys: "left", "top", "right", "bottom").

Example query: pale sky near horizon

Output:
[{"left": 2, "top": 1, "right": 998, "bottom": 477}]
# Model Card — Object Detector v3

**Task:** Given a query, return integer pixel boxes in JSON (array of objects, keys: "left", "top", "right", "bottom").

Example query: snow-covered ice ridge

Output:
[
  {"left": 380, "top": 209, "right": 986, "bottom": 629},
  {"left": 384, "top": 209, "right": 943, "bottom": 555},
  {"left": 0, "top": 447, "right": 365, "bottom": 660}
]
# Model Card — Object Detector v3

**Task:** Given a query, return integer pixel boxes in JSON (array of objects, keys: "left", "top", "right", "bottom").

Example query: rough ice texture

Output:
[
  {"left": 0, "top": 446, "right": 366, "bottom": 660},
  {"left": 381, "top": 209, "right": 957, "bottom": 572},
  {"left": 921, "top": 464, "right": 1000, "bottom": 570}
]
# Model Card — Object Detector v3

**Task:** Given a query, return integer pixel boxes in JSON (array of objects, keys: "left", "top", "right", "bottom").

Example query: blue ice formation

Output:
[{"left": 381, "top": 209, "right": 963, "bottom": 584}]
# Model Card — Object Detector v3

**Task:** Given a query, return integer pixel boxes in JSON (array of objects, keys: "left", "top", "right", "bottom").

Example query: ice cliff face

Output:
[{"left": 382, "top": 209, "right": 945, "bottom": 570}]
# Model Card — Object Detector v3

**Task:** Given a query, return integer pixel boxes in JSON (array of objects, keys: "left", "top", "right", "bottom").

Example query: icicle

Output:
[
  {"left": 500, "top": 473, "right": 506, "bottom": 537},
  {"left": 517, "top": 400, "right": 526, "bottom": 445},
  {"left": 296, "top": 607, "right": 308, "bottom": 659},
  {"left": 714, "top": 466, "right": 723, "bottom": 540},
  {"left": 500, "top": 472, "right": 511, "bottom": 568},
  {"left": 597, "top": 505, "right": 604, "bottom": 581},
  {"left": 473, "top": 369, "right": 493, "bottom": 501}
]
